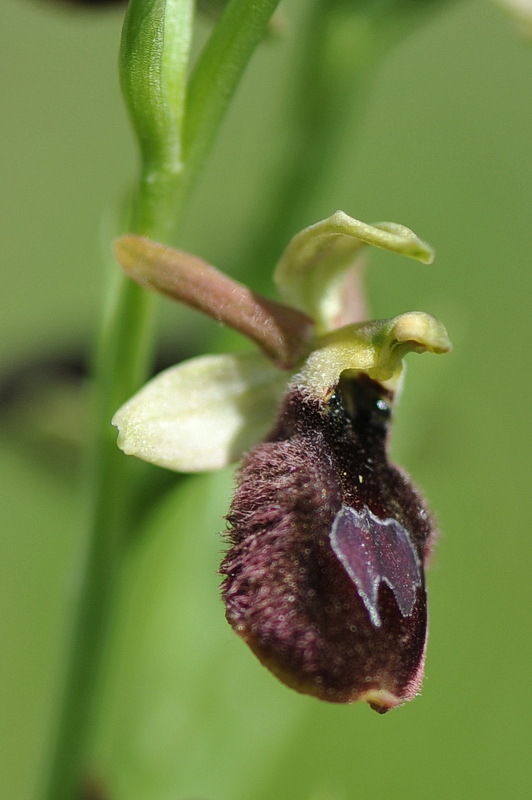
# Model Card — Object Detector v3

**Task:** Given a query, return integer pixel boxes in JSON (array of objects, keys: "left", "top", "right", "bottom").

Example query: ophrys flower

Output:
[{"left": 113, "top": 211, "right": 451, "bottom": 712}]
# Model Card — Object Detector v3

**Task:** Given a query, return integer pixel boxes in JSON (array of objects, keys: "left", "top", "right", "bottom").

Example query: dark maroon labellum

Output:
[{"left": 221, "top": 372, "right": 434, "bottom": 711}]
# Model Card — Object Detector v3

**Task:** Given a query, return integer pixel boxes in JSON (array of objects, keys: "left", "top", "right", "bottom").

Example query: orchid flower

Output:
[{"left": 112, "top": 210, "right": 451, "bottom": 713}]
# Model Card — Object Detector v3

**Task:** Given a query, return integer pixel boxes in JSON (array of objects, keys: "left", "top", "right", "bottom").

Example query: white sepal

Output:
[{"left": 113, "top": 351, "right": 287, "bottom": 472}]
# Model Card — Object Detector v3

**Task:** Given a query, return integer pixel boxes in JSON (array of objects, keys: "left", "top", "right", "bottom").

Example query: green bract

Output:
[{"left": 120, "top": 0, "right": 193, "bottom": 176}]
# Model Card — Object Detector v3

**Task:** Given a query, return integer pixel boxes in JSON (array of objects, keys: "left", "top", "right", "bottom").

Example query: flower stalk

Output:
[{"left": 42, "top": 1, "right": 283, "bottom": 798}]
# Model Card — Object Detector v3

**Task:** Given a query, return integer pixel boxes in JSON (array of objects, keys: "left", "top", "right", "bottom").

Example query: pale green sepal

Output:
[
  {"left": 112, "top": 352, "right": 286, "bottom": 472},
  {"left": 274, "top": 211, "right": 435, "bottom": 333}
]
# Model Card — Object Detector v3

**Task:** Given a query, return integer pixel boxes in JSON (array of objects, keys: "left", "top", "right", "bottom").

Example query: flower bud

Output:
[{"left": 120, "top": 0, "right": 193, "bottom": 191}]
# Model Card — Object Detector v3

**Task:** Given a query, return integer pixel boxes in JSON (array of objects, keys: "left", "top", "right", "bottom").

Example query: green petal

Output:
[
  {"left": 114, "top": 235, "right": 314, "bottom": 369},
  {"left": 112, "top": 352, "right": 287, "bottom": 472},
  {"left": 274, "top": 210, "right": 434, "bottom": 333}
]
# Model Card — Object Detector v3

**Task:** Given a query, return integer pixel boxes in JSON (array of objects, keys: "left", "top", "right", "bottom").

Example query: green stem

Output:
[
  {"left": 41, "top": 1, "right": 281, "bottom": 798},
  {"left": 40, "top": 214, "right": 167, "bottom": 800}
]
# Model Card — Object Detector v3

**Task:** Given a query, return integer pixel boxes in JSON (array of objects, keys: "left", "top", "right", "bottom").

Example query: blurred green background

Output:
[{"left": 2, "top": 0, "right": 532, "bottom": 798}]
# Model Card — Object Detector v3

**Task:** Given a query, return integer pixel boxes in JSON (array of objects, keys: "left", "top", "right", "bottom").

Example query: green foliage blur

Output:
[{"left": 2, "top": 0, "right": 532, "bottom": 798}]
